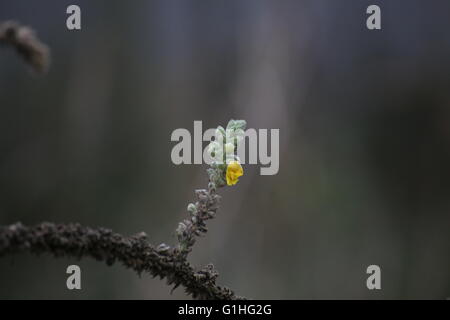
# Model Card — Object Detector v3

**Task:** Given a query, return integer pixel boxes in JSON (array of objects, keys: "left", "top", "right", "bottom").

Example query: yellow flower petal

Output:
[{"left": 226, "top": 160, "right": 244, "bottom": 186}]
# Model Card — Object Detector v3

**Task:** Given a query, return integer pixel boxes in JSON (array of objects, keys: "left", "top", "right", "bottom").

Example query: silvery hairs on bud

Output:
[{"left": 176, "top": 119, "right": 246, "bottom": 256}]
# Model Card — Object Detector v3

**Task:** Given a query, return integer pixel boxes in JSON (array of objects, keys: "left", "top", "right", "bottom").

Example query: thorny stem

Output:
[
  {"left": 176, "top": 180, "right": 221, "bottom": 257},
  {"left": 0, "top": 222, "right": 245, "bottom": 300}
]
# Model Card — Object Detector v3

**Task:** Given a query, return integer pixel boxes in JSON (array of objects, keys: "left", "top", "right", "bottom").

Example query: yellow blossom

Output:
[{"left": 226, "top": 160, "right": 244, "bottom": 186}]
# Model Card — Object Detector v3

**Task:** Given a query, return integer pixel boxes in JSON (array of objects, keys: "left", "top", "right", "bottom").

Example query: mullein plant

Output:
[
  {"left": 0, "top": 25, "right": 245, "bottom": 297},
  {"left": 176, "top": 120, "right": 246, "bottom": 256}
]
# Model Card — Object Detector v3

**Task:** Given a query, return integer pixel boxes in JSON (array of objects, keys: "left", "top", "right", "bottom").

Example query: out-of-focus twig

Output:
[{"left": 0, "top": 21, "right": 50, "bottom": 73}]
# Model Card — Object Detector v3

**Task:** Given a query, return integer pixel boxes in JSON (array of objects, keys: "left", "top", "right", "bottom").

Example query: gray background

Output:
[{"left": 0, "top": 0, "right": 449, "bottom": 299}]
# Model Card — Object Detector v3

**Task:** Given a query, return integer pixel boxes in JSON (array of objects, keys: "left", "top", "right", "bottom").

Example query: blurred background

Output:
[{"left": 0, "top": 0, "right": 449, "bottom": 299}]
